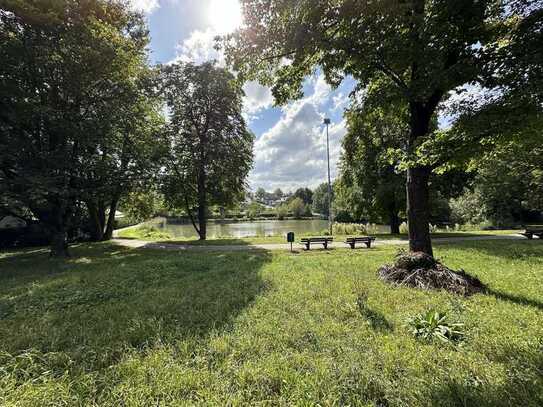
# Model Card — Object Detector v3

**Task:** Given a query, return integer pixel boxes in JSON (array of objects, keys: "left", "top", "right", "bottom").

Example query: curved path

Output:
[{"left": 114, "top": 234, "right": 527, "bottom": 252}]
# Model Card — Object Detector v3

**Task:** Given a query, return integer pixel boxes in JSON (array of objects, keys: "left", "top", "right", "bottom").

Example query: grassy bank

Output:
[
  {"left": 117, "top": 224, "right": 520, "bottom": 245},
  {"left": 1, "top": 241, "right": 542, "bottom": 405}
]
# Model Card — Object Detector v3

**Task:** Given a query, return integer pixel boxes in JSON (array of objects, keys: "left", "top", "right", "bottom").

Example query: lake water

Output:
[{"left": 153, "top": 218, "right": 389, "bottom": 239}]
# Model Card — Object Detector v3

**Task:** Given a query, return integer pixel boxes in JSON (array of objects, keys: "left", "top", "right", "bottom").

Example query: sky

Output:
[
  {"left": 129, "top": 0, "right": 356, "bottom": 192},
  {"left": 129, "top": 0, "right": 467, "bottom": 192}
]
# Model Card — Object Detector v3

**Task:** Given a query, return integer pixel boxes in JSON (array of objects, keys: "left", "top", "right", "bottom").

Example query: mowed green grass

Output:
[{"left": 0, "top": 241, "right": 542, "bottom": 406}]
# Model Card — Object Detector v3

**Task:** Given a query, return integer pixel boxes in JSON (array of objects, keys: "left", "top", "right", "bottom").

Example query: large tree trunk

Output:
[
  {"left": 87, "top": 201, "right": 105, "bottom": 241},
  {"left": 197, "top": 173, "right": 207, "bottom": 240},
  {"left": 406, "top": 166, "right": 433, "bottom": 255},
  {"left": 49, "top": 205, "right": 70, "bottom": 257},
  {"left": 407, "top": 101, "right": 434, "bottom": 256},
  {"left": 390, "top": 211, "right": 400, "bottom": 234},
  {"left": 50, "top": 228, "right": 69, "bottom": 257},
  {"left": 103, "top": 196, "right": 119, "bottom": 241}
]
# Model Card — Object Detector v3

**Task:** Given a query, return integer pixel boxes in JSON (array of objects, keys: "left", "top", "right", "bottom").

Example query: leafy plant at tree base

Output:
[{"left": 406, "top": 310, "right": 465, "bottom": 344}]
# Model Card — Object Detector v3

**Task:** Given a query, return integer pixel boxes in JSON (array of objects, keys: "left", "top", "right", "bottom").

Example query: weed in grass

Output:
[{"left": 406, "top": 310, "right": 465, "bottom": 344}]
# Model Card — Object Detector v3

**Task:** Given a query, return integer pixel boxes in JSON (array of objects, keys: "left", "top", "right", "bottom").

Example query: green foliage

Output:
[
  {"left": 255, "top": 187, "right": 267, "bottom": 203},
  {"left": 332, "top": 222, "right": 367, "bottom": 236},
  {"left": 120, "top": 225, "right": 171, "bottom": 240},
  {"left": 449, "top": 190, "right": 487, "bottom": 226},
  {"left": 224, "top": 0, "right": 539, "bottom": 254},
  {"left": 312, "top": 183, "right": 330, "bottom": 215},
  {"left": 246, "top": 202, "right": 264, "bottom": 220},
  {"left": 289, "top": 197, "right": 306, "bottom": 219},
  {"left": 160, "top": 62, "right": 254, "bottom": 239},
  {"left": 406, "top": 311, "right": 465, "bottom": 344},
  {"left": 292, "top": 188, "right": 313, "bottom": 205},
  {"left": 0, "top": 0, "right": 163, "bottom": 253},
  {"left": 275, "top": 204, "right": 289, "bottom": 220},
  {"left": 120, "top": 190, "right": 166, "bottom": 223},
  {"left": 339, "top": 87, "right": 406, "bottom": 229},
  {"left": 399, "top": 222, "right": 439, "bottom": 234},
  {"left": 448, "top": 139, "right": 543, "bottom": 227}
]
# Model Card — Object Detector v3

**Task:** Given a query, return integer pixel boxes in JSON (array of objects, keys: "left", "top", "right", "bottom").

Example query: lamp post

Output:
[{"left": 323, "top": 118, "right": 332, "bottom": 235}]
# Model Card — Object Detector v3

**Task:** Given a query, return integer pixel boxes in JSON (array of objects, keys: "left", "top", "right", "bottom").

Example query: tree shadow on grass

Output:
[
  {"left": 435, "top": 239, "right": 543, "bottom": 261},
  {"left": 0, "top": 243, "right": 272, "bottom": 371},
  {"left": 427, "top": 342, "right": 543, "bottom": 406},
  {"left": 153, "top": 237, "right": 258, "bottom": 247},
  {"left": 359, "top": 306, "right": 394, "bottom": 332},
  {"left": 485, "top": 287, "right": 543, "bottom": 311},
  {"left": 356, "top": 296, "right": 393, "bottom": 332}
]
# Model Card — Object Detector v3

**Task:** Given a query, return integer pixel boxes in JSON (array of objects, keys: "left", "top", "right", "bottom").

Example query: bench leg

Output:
[
  {"left": 365, "top": 241, "right": 371, "bottom": 248},
  {"left": 349, "top": 243, "right": 355, "bottom": 249},
  {"left": 527, "top": 234, "right": 533, "bottom": 240},
  {"left": 323, "top": 242, "right": 328, "bottom": 249},
  {"left": 304, "top": 243, "right": 310, "bottom": 250}
]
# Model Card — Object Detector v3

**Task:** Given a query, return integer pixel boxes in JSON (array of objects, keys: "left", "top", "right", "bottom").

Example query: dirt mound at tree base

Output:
[{"left": 378, "top": 251, "right": 486, "bottom": 296}]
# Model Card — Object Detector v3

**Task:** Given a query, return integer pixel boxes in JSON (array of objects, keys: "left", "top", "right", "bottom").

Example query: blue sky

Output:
[
  {"left": 131, "top": 0, "right": 356, "bottom": 192},
  {"left": 131, "top": 0, "right": 467, "bottom": 191}
]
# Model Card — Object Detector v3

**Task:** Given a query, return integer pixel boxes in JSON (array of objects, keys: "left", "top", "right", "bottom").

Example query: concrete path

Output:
[{"left": 113, "top": 234, "right": 527, "bottom": 252}]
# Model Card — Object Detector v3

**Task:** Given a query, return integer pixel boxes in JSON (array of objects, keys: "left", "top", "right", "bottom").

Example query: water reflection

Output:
[{"left": 154, "top": 218, "right": 390, "bottom": 239}]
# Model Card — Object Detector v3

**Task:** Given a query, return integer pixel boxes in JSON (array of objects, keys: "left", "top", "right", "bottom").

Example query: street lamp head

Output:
[{"left": 323, "top": 118, "right": 331, "bottom": 125}]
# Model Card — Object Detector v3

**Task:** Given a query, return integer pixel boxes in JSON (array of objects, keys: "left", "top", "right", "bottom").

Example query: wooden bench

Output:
[
  {"left": 520, "top": 226, "right": 543, "bottom": 239},
  {"left": 345, "top": 236, "right": 376, "bottom": 249},
  {"left": 300, "top": 237, "right": 333, "bottom": 250}
]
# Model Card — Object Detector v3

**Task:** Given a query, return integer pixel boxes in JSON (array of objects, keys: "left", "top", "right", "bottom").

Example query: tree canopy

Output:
[
  {"left": 161, "top": 62, "right": 254, "bottom": 240},
  {"left": 0, "top": 0, "right": 161, "bottom": 256},
  {"left": 223, "top": 0, "right": 539, "bottom": 256}
]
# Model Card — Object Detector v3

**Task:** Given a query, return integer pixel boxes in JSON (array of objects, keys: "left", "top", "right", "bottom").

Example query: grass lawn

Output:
[{"left": 1, "top": 241, "right": 542, "bottom": 406}]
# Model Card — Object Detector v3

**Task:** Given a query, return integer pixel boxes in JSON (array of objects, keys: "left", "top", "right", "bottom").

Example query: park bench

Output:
[
  {"left": 300, "top": 236, "right": 333, "bottom": 250},
  {"left": 520, "top": 226, "right": 543, "bottom": 239},
  {"left": 344, "top": 236, "right": 376, "bottom": 249}
]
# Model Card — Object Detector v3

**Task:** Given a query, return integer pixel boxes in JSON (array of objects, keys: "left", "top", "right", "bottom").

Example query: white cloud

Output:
[
  {"left": 243, "top": 81, "right": 274, "bottom": 119},
  {"left": 249, "top": 72, "right": 349, "bottom": 191},
  {"left": 129, "top": 0, "right": 159, "bottom": 14},
  {"left": 170, "top": 31, "right": 353, "bottom": 191},
  {"left": 173, "top": 30, "right": 274, "bottom": 120},
  {"left": 174, "top": 28, "right": 224, "bottom": 65}
]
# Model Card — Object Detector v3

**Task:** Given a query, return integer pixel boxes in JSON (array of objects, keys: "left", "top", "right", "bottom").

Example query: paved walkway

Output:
[{"left": 113, "top": 234, "right": 526, "bottom": 252}]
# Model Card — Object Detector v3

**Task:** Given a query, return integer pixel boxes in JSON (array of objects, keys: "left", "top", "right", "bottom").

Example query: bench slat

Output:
[
  {"left": 300, "top": 237, "right": 333, "bottom": 250},
  {"left": 344, "top": 236, "right": 376, "bottom": 249}
]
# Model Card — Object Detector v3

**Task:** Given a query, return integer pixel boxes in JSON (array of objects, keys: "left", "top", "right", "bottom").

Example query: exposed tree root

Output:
[{"left": 378, "top": 250, "right": 485, "bottom": 296}]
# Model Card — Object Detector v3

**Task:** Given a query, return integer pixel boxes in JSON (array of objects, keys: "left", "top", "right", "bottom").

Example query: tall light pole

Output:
[{"left": 323, "top": 118, "right": 333, "bottom": 235}]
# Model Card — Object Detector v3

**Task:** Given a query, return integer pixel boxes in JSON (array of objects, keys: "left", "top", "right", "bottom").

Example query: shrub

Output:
[
  {"left": 332, "top": 222, "right": 367, "bottom": 235},
  {"left": 449, "top": 189, "right": 487, "bottom": 225},
  {"left": 398, "top": 222, "right": 438, "bottom": 234},
  {"left": 276, "top": 204, "right": 289, "bottom": 220},
  {"left": 334, "top": 210, "right": 354, "bottom": 223},
  {"left": 246, "top": 202, "right": 264, "bottom": 220},
  {"left": 406, "top": 310, "right": 465, "bottom": 344},
  {"left": 289, "top": 198, "right": 306, "bottom": 219},
  {"left": 121, "top": 225, "right": 171, "bottom": 240}
]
